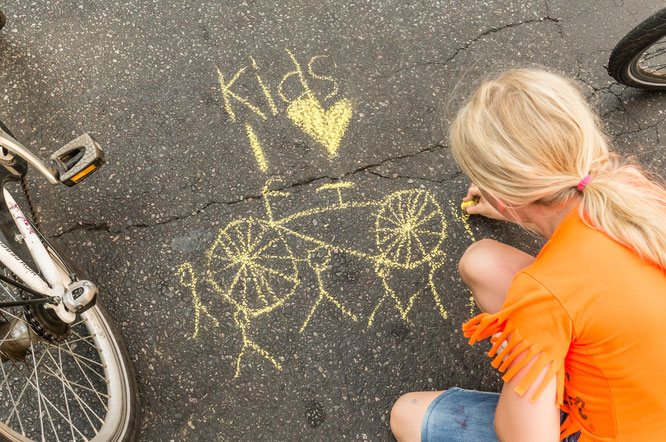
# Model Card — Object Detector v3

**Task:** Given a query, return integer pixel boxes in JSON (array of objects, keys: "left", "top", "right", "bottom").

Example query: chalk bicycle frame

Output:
[{"left": 0, "top": 121, "right": 139, "bottom": 441}]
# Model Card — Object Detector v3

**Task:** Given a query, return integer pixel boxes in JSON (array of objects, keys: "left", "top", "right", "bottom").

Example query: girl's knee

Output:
[
  {"left": 390, "top": 393, "right": 412, "bottom": 438},
  {"left": 458, "top": 239, "right": 501, "bottom": 286},
  {"left": 390, "top": 392, "right": 424, "bottom": 441},
  {"left": 390, "top": 391, "right": 444, "bottom": 442}
]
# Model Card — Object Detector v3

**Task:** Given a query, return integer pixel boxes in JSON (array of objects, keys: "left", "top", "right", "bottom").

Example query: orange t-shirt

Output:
[{"left": 463, "top": 206, "right": 666, "bottom": 441}]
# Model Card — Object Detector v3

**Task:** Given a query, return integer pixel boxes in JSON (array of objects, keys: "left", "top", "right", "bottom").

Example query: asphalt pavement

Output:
[{"left": 1, "top": 0, "right": 664, "bottom": 440}]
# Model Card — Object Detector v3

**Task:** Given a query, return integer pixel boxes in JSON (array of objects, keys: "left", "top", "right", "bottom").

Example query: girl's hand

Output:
[{"left": 462, "top": 185, "right": 507, "bottom": 221}]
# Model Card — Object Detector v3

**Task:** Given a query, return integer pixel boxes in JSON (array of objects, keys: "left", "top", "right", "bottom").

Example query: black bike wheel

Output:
[
  {"left": 0, "top": 8, "right": 5, "bottom": 31},
  {"left": 608, "top": 8, "right": 666, "bottom": 90}
]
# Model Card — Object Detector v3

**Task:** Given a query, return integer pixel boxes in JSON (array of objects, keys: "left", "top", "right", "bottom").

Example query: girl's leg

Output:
[
  {"left": 458, "top": 238, "right": 535, "bottom": 314},
  {"left": 390, "top": 390, "right": 445, "bottom": 442},
  {"left": 389, "top": 239, "right": 534, "bottom": 441}
]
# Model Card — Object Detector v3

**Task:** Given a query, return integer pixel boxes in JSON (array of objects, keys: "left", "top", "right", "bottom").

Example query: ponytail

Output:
[{"left": 580, "top": 154, "right": 666, "bottom": 269}]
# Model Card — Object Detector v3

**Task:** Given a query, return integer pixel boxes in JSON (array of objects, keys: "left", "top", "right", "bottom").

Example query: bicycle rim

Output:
[
  {"left": 0, "top": 280, "right": 134, "bottom": 441},
  {"left": 627, "top": 36, "right": 666, "bottom": 87}
]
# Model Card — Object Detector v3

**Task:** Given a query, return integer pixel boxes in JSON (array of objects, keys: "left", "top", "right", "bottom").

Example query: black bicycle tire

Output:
[
  {"left": 608, "top": 7, "right": 666, "bottom": 90},
  {"left": 0, "top": 8, "right": 5, "bottom": 31}
]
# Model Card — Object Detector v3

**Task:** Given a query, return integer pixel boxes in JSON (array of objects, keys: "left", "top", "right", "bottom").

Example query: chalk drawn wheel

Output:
[
  {"left": 207, "top": 218, "right": 299, "bottom": 316},
  {"left": 375, "top": 189, "right": 446, "bottom": 269}
]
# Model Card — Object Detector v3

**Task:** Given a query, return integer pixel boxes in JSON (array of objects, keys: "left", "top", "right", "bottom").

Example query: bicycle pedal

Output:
[{"left": 50, "top": 133, "right": 105, "bottom": 187}]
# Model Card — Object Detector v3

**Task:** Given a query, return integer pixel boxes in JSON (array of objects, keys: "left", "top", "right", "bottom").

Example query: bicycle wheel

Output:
[
  {"left": 0, "top": 239, "right": 140, "bottom": 441},
  {"left": 0, "top": 125, "right": 139, "bottom": 439},
  {"left": 0, "top": 8, "right": 5, "bottom": 31},
  {"left": 608, "top": 8, "right": 666, "bottom": 90}
]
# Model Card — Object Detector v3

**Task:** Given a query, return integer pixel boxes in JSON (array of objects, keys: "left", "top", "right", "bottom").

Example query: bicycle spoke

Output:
[
  {"left": 34, "top": 360, "right": 109, "bottom": 402},
  {"left": 63, "top": 339, "right": 109, "bottom": 406},
  {"left": 39, "top": 349, "right": 105, "bottom": 430},
  {"left": 28, "top": 341, "right": 46, "bottom": 441},
  {"left": 44, "top": 347, "right": 108, "bottom": 411},
  {"left": 6, "top": 351, "right": 47, "bottom": 425},
  {"left": 59, "top": 346, "right": 76, "bottom": 442},
  {"left": 642, "top": 46, "right": 666, "bottom": 62},
  {"left": 0, "top": 362, "right": 24, "bottom": 436},
  {"left": 12, "top": 360, "right": 90, "bottom": 440},
  {"left": 69, "top": 329, "right": 101, "bottom": 351},
  {"left": 47, "top": 341, "right": 105, "bottom": 369}
]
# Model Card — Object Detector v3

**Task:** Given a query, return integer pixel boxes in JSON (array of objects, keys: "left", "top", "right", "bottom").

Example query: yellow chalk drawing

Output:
[
  {"left": 177, "top": 180, "right": 455, "bottom": 378},
  {"left": 280, "top": 49, "right": 353, "bottom": 158},
  {"left": 300, "top": 246, "right": 358, "bottom": 333},
  {"left": 250, "top": 56, "right": 279, "bottom": 116},
  {"left": 286, "top": 96, "right": 353, "bottom": 158},
  {"left": 215, "top": 50, "right": 352, "bottom": 172},
  {"left": 308, "top": 55, "right": 339, "bottom": 101},
  {"left": 176, "top": 263, "right": 220, "bottom": 338},
  {"left": 245, "top": 123, "right": 268, "bottom": 172},
  {"left": 216, "top": 66, "right": 267, "bottom": 122},
  {"left": 448, "top": 200, "right": 476, "bottom": 242},
  {"left": 448, "top": 200, "right": 479, "bottom": 318},
  {"left": 316, "top": 181, "right": 355, "bottom": 204}
]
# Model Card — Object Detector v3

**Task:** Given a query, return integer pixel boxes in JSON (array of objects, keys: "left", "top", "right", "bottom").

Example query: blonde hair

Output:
[{"left": 450, "top": 68, "right": 666, "bottom": 270}]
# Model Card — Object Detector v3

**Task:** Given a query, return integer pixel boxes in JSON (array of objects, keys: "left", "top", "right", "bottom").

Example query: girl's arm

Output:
[{"left": 494, "top": 350, "right": 561, "bottom": 442}]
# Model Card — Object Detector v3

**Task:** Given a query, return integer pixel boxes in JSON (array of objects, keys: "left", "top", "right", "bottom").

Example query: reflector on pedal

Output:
[{"left": 50, "top": 134, "right": 105, "bottom": 186}]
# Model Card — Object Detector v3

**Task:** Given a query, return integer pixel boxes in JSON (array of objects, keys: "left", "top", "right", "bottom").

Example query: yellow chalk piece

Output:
[
  {"left": 216, "top": 65, "right": 267, "bottom": 122},
  {"left": 245, "top": 123, "right": 269, "bottom": 172},
  {"left": 250, "top": 56, "right": 279, "bottom": 116},
  {"left": 286, "top": 94, "right": 352, "bottom": 158},
  {"left": 460, "top": 200, "right": 477, "bottom": 210}
]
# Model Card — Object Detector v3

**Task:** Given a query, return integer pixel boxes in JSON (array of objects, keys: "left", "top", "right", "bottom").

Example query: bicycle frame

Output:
[{"left": 0, "top": 129, "right": 76, "bottom": 322}]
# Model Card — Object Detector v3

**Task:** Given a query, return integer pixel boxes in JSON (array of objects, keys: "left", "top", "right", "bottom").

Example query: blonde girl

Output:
[{"left": 390, "top": 68, "right": 666, "bottom": 441}]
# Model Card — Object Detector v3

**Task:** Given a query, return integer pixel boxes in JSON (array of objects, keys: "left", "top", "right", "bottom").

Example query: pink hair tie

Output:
[{"left": 577, "top": 174, "right": 593, "bottom": 191}]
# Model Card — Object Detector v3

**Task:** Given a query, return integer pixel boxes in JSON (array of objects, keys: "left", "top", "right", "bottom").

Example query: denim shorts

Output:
[{"left": 421, "top": 388, "right": 580, "bottom": 442}]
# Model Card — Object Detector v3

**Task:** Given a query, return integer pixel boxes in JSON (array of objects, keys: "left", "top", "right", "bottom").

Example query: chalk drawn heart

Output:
[{"left": 286, "top": 94, "right": 352, "bottom": 157}]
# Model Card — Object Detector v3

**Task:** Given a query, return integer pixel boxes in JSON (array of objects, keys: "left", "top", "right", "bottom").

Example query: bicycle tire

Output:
[
  {"left": 0, "top": 130, "right": 140, "bottom": 440},
  {"left": 0, "top": 8, "right": 5, "bottom": 31},
  {"left": 608, "top": 8, "right": 666, "bottom": 90}
]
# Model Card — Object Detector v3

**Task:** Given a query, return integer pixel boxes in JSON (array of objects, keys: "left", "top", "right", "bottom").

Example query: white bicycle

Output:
[{"left": 0, "top": 119, "right": 139, "bottom": 441}]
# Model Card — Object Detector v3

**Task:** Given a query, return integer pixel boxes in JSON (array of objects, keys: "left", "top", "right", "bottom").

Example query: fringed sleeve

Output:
[{"left": 463, "top": 272, "right": 573, "bottom": 407}]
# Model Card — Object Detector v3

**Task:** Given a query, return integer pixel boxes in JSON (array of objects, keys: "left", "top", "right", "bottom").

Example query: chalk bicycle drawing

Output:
[
  {"left": 0, "top": 120, "right": 139, "bottom": 441},
  {"left": 177, "top": 178, "right": 451, "bottom": 378}
]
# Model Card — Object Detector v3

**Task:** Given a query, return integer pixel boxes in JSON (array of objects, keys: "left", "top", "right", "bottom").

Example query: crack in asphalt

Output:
[
  {"left": 371, "top": 16, "right": 562, "bottom": 79},
  {"left": 53, "top": 144, "right": 450, "bottom": 237},
  {"left": 611, "top": 116, "right": 666, "bottom": 141},
  {"left": 366, "top": 168, "right": 465, "bottom": 185}
]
